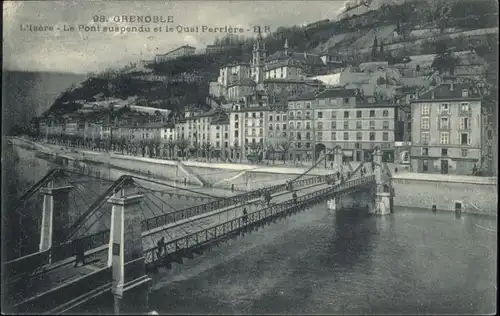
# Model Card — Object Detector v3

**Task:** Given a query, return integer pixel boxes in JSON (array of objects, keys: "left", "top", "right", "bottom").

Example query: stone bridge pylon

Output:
[{"left": 326, "top": 146, "right": 394, "bottom": 215}]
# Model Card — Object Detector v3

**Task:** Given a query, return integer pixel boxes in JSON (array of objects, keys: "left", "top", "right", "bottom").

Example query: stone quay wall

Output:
[
  {"left": 392, "top": 176, "right": 497, "bottom": 216},
  {"left": 10, "top": 138, "right": 497, "bottom": 215}
]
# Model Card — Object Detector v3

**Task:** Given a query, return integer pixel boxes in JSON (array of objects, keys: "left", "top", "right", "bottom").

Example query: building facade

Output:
[
  {"left": 154, "top": 45, "right": 196, "bottom": 63},
  {"left": 410, "top": 83, "right": 484, "bottom": 175}
]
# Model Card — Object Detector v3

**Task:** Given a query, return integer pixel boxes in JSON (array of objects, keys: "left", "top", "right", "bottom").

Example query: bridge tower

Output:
[
  {"left": 370, "top": 147, "right": 394, "bottom": 215},
  {"left": 39, "top": 170, "right": 73, "bottom": 262},
  {"left": 108, "top": 176, "right": 151, "bottom": 314},
  {"left": 333, "top": 145, "right": 343, "bottom": 175}
]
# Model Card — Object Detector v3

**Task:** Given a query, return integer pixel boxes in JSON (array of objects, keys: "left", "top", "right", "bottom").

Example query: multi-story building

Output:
[
  {"left": 154, "top": 45, "right": 196, "bottom": 63},
  {"left": 160, "top": 123, "right": 175, "bottom": 142},
  {"left": 265, "top": 109, "right": 289, "bottom": 161},
  {"left": 209, "top": 112, "right": 230, "bottom": 158},
  {"left": 287, "top": 93, "right": 316, "bottom": 162},
  {"left": 410, "top": 82, "right": 485, "bottom": 175}
]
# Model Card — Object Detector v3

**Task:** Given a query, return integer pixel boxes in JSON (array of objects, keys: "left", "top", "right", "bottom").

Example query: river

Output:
[{"left": 5, "top": 144, "right": 497, "bottom": 314}]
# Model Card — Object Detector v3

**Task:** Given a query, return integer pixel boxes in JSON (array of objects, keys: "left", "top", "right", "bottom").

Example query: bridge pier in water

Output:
[
  {"left": 108, "top": 178, "right": 151, "bottom": 315},
  {"left": 370, "top": 147, "right": 394, "bottom": 215}
]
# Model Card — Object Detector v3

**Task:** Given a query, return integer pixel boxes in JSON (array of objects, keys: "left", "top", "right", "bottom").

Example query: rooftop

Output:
[
  {"left": 415, "top": 83, "right": 482, "bottom": 102},
  {"left": 316, "top": 88, "right": 357, "bottom": 99}
]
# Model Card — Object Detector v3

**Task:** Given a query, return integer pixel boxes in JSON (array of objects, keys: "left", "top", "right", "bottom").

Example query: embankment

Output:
[
  {"left": 392, "top": 174, "right": 497, "bottom": 215},
  {"left": 8, "top": 137, "right": 497, "bottom": 215}
]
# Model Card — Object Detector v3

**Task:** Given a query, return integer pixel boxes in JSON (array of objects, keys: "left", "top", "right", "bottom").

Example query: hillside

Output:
[
  {"left": 3, "top": 70, "right": 87, "bottom": 134},
  {"left": 45, "top": 0, "right": 498, "bottom": 116}
]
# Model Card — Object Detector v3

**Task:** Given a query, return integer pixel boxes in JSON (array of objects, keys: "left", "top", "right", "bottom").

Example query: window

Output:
[
  {"left": 275, "top": 123, "right": 280, "bottom": 130},
  {"left": 282, "top": 123, "right": 287, "bottom": 130},
  {"left": 441, "top": 148, "right": 448, "bottom": 156},
  {"left": 461, "top": 149, "right": 468, "bottom": 157},
  {"left": 317, "top": 132, "right": 323, "bottom": 140},
  {"left": 306, "top": 102, "right": 311, "bottom": 109},
  {"left": 460, "top": 133, "right": 470, "bottom": 145},
  {"left": 234, "top": 131, "right": 239, "bottom": 137},
  {"left": 260, "top": 112, "right": 263, "bottom": 118},
  {"left": 289, "top": 111, "right": 294, "bottom": 118},
  {"left": 356, "top": 121, "right": 362, "bottom": 129},
  {"left": 268, "top": 124, "right": 273, "bottom": 130},
  {"left": 306, "top": 122, "right": 311, "bottom": 129},
  {"left": 383, "top": 121, "right": 389, "bottom": 129},
  {"left": 331, "top": 111, "right": 337, "bottom": 119},
  {"left": 297, "top": 122, "right": 302, "bottom": 129},
  {"left": 356, "top": 132, "right": 362, "bottom": 140},
  {"left": 421, "top": 104, "right": 430, "bottom": 115},
  {"left": 296, "top": 111, "right": 302, "bottom": 119},
  {"left": 297, "top": 132, "right": 302, "bottom": 140},
  {"left": 440, "top": 132, "right": 449, "bottom": 144},
  {"left": 461, "top": 103, "right": 470, "bottom": 112},
  {"left": 369, "top": 110, "right": 375, "bottom": 117},
  {"left": 344, "top": 132, "right": 349, "bottom": 140},
  {"left": 331, "top": 132, "right": 336, "bottom": 140},
  {"left": 460, "top": 117, "right": 469, "bottom": 129},
  {"left": 344, "top": 111, "right": 349, "bottom": 118},
  {"left": 343, "top": 121, "right": 349, "bottom": 129},
  {"left": 421, "top": 132, "right": 430, "bottom": 145},
  {"left": 344, "top": 98, "right": 350, "bottom": 104},
  {"left": 235, "top": 114, "right": 239, "bottom": 120},
  {"left": 462, "top": 89, "right": 468, "bottom": 97},
  {"left": 234, "top": 122, "right": 239, "bottom": 129},
  {"left": 423, "top": 159, "right": 428, "bottom": 172},
  {"left": 331, "top": 121, "right": 337, "bottom": 129},
  {"left": 440, "top": 103, "right": 450, "bottom": 114},
  {"left": 252, "top": 113, "right": 256, "bottom": 118},
  {"left": 439, "top": 117, "right": 449, "bottom": 129},
  {"left": 369, "top": 132, "right": 375, "bottom": 141},
  {"left": 269, "top": 116, "right": 273, "bottom": 121},
  {"left": 369, "top": 121, "right": 375, "bottom": 129},
  {"left": 487, "top": 129, "right": 492, "bottom": 140},
  {"left": 317, "top": 122, "right": 323, "bottom": 130},
  {"left": 356, "top": 110, "right": 362, "bottom": 118},
  {"left": 276, "top": 116, "right": 280, "bottom": 121},
  {"left": 306, "top": 132, "right": 311, "bottom": 140},
  {"left": 317, "top": 111, "right": 323, "bottom": 119},
  {"left": 383, "top": 132, "right": 389, "bottom": 141},
  {"left": 421, "top": 117, "right": 430, "bottom": 129},
  {"left": 289, "top": 122, "right": 294, "bottom": 129},
  {"left": 383, "top": 110, "right": 389, "bottom": 117},
  {"left": 422, "top": 147, "right": 429, "bottom": 156}
]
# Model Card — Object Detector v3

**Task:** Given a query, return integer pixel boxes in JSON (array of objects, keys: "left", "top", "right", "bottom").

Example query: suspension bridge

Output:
[{"left": 1, "top": 146, "right": 394, "bottom": 315}]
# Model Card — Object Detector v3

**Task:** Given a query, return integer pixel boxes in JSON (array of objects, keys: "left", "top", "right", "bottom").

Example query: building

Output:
[
  {"left": 287, "top": 93, "right": 317, "bottom": 162},
  {"left": 209, "top": 112, "right": 230, "bottom": 158},
  {"left": 409, "top": 82, "right": 486, "bottom": 175},
  {"left": 154, "top": 45, "right": 196, "bottom": 63}
]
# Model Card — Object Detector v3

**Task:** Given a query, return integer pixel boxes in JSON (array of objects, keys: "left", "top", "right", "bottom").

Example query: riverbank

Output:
[{"left": 8, "top": 137, "right": 497, "bottom": 215}]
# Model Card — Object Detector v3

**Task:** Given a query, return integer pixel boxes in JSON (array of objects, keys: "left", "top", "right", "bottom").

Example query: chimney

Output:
[
  {"left": 431, "top": 91, "right": 435, "bottom": 100},
  {"left": 450, "top": 82, "right": 454, "bottom": 91}
]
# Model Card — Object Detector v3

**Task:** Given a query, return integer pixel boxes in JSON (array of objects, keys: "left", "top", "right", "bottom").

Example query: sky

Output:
[{"left": 3, "top": 0, "right": 348, "bottom": 74}]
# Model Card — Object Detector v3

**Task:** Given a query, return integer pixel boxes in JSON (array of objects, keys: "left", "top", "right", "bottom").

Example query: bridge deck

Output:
[
  {"left": 5, "top": 247, "right": 108, "bottom": 307},
  {"left": 141, "top": 181, "right": 336, "bottom": 250}
]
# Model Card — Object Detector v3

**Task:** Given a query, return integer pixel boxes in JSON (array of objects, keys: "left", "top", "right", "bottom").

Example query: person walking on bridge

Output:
[
  {"left": 292, "top": 191, "right": 298, "bottom": 205},
  {"left": 242, "top": 208, "right": 248, "bottom": 225},
  {"left": 157, "top": 237, "right": 166, "bottom": 258},
  {"left": 73, "top": 240, "right": 86, "bottom": 267}
]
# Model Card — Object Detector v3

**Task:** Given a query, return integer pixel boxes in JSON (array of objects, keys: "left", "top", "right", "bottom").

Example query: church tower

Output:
[{"left": 251, "top": 31, "right": 266, "bottom": 85}]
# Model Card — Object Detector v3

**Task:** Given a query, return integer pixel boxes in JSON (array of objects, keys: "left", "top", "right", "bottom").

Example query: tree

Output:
[
  {"left": 176, "top": 139, "right": 189, "bottom": 160},
  {"left": 203, "top": 142, "right": 213, "bottom": 161},
  {"left": 371, "top": 37, "right": 378, "bottom": 60},
  {"left": 167, "top": 139, "right": 176, "bottom": 159},
  {"left": 266, "top": 142, "right": 276, "bottom": 164},
  {"left": 431, "top": 50, "right": 459, "bottom": 75},
  {"left": 278, "top": 140, "right": 292, "bottom": 163}
]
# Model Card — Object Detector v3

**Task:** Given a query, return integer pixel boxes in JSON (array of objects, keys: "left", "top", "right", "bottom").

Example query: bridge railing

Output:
[
  {"left": 141, "top": 174, "right": 329, "bottom": 231},
  {"left": 2, "top": 250, "right": 50, "bottom": 281},
  {"left": 50, "top": 229, "right": 111, "bottom": 263},
  {"left": 8, "top": 267, "right": 112, "bottom": 314},
  {"left": 143, "top": 174, "right": 374, "bottom": 266}
]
